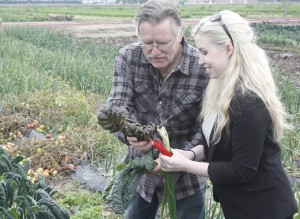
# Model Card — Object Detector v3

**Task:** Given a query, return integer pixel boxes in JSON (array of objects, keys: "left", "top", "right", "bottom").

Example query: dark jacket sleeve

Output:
[{"left": 208, "top": 94, "right": 271, "bottom": 185}]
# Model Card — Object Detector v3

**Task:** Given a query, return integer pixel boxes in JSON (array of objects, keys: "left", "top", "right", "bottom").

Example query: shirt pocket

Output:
[
  {"left": 240, "top": 172, "right": 277, "bottom": 192},
  {"left": 133, "top": 82, "right": 155, "bottom": 123},
  {"left": 168, "top": 92, "right": 202, "bottom": 127}
]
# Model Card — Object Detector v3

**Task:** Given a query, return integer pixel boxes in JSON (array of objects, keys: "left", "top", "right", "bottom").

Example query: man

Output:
[{"left": 107, "top": 0, "right": 208, "bottom": 218}]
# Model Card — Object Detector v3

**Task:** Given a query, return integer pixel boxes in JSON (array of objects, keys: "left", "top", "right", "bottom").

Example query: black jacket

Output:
[{"left": 204, "top": 92, "right": 298, "bottom": 219}]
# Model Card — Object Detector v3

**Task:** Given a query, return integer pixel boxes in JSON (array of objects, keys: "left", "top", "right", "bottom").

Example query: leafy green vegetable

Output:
[
  {"left": 0, "top": 147, "right": 70, "bottom": 219},
  {"left": 102, "top": 151, "right": 156, "bottom": 214}
]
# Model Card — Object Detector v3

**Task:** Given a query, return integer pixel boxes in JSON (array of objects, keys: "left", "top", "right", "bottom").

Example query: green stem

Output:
[{"left": 157, "top": 125, "right": 177, "bottom": 219}]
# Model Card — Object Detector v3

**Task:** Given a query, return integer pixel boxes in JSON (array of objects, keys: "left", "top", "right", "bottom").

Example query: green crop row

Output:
[
  {"left": 0, "top": 3, "right": 299, "bottom": 22},
  {"left": 0, "top": 27, "right": 118, "bottom": 98}
]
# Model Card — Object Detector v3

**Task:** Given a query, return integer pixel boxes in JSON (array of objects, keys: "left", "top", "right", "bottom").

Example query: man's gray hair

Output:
[{"left": 134, "top": 0, "right": 182, "bottom": 34}]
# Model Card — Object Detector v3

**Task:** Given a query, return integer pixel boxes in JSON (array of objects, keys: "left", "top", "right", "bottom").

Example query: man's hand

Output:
[
  {"left": 127, "top": 137, "right": 153, "bottom": 151},
  {"left": 147, "top": 159, "right": 161, "bottom": 176}
]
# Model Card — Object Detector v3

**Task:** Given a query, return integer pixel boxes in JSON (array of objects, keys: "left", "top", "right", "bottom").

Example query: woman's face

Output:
[{"left": 195, "top": 34, "right": 232, "bottom": 79}]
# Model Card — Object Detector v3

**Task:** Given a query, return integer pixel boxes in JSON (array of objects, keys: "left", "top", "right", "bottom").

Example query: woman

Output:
[{"left": 159, "top": 10, "right": 298, "bottom": 219}]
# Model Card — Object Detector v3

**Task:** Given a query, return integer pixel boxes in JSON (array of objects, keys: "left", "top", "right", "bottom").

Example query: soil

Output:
[
  {"left": 2, "top": 19, "right": 300, "bottom": 88},
  {"left": 262, "top": 44, "right": 300, "bottom": 88}
]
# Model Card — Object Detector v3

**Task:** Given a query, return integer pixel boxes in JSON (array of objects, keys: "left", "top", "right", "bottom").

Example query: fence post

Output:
[{"left": 283, "top": 0, "right": 288, "bottom": 22}]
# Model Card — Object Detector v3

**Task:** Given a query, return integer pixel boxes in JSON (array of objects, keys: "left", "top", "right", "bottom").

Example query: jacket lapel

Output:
[{"left": 207, "top": 123, "right": 217, "bottom": 161}]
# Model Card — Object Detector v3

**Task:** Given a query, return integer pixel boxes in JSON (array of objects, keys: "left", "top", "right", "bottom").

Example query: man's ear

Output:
[
  {"left": 226, "top": 43, "right": 234, "bottom": 57},
  {"left": 178, "top": 28, "right": 184, "bottom": 42}
]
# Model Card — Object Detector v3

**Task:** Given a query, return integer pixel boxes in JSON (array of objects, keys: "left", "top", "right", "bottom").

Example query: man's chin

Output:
[{"left": 150, "top": 60, "right": 167, "bottom": 69}]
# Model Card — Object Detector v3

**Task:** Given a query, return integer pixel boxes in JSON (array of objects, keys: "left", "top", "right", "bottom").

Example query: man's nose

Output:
[{"left": 151, "top": 46, "right": 161, "bottom": 55}]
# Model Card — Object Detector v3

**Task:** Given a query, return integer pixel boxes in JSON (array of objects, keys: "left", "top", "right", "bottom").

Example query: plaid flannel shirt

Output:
[{"left": 108, "top": 37, "right": 209, "bottom": 202}]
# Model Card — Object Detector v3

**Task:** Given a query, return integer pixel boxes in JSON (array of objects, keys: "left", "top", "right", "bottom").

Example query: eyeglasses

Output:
[
  {"left": 210, "top": 12, "right": 234, "bottom": 47},
  {"left": 139, "top": 31, "right": 179, "bottom": 53}
]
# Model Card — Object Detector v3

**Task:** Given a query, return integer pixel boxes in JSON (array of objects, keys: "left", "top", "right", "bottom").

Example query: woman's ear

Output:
[{"left": 226, "top": 43, "right": 234, "bottom": 57}]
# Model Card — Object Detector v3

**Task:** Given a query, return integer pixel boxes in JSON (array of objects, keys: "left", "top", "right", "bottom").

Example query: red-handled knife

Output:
[{"left": 150, "top": 139, "right": 172, "bottom": 157}]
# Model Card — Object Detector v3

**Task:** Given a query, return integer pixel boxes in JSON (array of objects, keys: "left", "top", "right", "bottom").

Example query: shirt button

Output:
[{"left": 158, "top": 101, "right": 162, "bottom": 105}]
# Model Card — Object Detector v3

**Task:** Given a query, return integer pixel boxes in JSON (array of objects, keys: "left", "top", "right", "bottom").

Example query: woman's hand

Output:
[
  {"left": 127, "top": 136, "right": 152, "bottom": 151},
  {"left": 160, "top": 148, "right": 210, "bottom": 177},
  {"left": 159, "top": 149, "right": 188, "bottom": 172}
]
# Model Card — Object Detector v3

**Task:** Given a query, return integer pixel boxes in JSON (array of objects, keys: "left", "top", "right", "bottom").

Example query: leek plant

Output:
[{"left": 157, "top": 125, "right": 177, "bottom": 219}]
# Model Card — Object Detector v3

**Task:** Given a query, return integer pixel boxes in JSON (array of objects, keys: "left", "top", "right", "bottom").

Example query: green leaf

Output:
[
  {"left": 7, "top": 208, "right": 21, "bottom": 219},
  {"left": 116, "top": 163, "right": 127, "bottom": 171},
  {"left": 0, "top": 207, "right": 14, "bottom": 219},
  {"left": 11, "top": 156, "right": 24, "bottom": 166}
]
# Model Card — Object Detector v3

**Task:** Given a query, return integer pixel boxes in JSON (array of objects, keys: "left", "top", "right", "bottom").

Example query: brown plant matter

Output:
[{"left": 97, "top": 102, "right": 156, "bottom": 142}]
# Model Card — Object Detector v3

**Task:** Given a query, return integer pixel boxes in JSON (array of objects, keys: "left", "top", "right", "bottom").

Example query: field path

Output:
[{"left": 2, "top": 17, "right": 300, "bottom": 38}]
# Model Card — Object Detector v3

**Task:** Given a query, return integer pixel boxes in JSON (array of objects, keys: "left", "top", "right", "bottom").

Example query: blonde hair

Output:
[{"left": 193, "top": 10, "right": 291, "bottom": 143}]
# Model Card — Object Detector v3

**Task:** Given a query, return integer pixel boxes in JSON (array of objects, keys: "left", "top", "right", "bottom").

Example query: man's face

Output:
[{"left": 138, "top": 19, "right": 182, "bottom": 71}]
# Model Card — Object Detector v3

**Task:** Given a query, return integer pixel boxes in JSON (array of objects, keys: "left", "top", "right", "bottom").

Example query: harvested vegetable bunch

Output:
[
  {"left": 102, "top": 151, "right": 156, "bottom": 214},
  {"left": 98, "top": 101, "right": 156, "bottom": 141},
  {"left": 98, "top": 102, "right": 176, "bottom": 218}
]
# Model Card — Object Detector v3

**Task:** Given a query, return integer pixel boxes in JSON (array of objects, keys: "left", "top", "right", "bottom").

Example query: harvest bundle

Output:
[{"left": 98, "top": 102, "right": 176, "bottom": 218}]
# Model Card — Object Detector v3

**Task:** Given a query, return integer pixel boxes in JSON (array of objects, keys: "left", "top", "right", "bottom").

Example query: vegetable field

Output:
[
  {"left": 0, "top": 3, "right": 300, "bottom": 22},
  {"left": 0, "top": 3, "right": 300, "bottom": 219}
]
